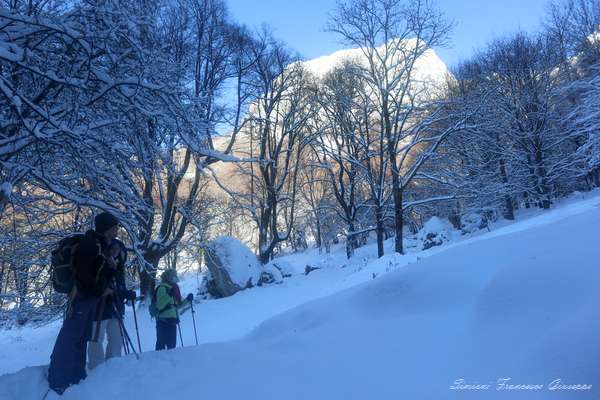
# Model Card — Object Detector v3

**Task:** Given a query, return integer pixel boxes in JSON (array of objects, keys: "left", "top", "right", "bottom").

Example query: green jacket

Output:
[{"left": 155, "top": 282, "right": 190, "bottom": 321}]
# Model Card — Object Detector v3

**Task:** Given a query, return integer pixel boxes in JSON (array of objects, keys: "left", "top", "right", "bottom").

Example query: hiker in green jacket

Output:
[{"left": 154, "top": 269, "right": 193, "bottom": 350}]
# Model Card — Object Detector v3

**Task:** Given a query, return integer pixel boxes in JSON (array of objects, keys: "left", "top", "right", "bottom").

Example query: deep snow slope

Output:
[{"left": 1, "top": 194, "right": 599, "bottom": 399}]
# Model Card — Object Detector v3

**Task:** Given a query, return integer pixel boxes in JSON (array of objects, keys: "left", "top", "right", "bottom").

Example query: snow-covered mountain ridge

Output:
[{"left": 301, "top": 39, "right": 449, "bottom": 84}]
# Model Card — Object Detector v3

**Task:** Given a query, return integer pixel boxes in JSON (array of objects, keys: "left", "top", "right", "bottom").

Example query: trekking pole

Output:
[
  {"left": 122, "top": 329, "right": 129, "bottom": 355},
  {"left": 131, "top": 299, "right": 142, "bottom": 353},
  {"left": 92, "top": 295, "right": 107, "bottom": 342},
  {"left": 121, "top": 314, "right": 131, "bottom": 356},
  {"left": 190, "top": 301, "right": 199, "bottom": 345},
  {"left": 117, "top": 316, "right": 129, "bottom": 355},
  {"left": 177, "top": 321, "right": 184, "bottom": 347},
  {"left": 114, "top": 297, "right": 130, "bottom": 355},
  {"left": 119, "top": 316, "right": 137, "bottom": 359},
  {"left": 113, "top": 302, "right": 131, "bottom": 356},
  {"left": 111, "top": 282, "right": 130, "bottom": 355},
  {"left": 111, "top": 303, "right": 139, "bottom": 360}
]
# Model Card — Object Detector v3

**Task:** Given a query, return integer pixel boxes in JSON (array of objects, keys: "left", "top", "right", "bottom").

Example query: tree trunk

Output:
[
  {"left": 258, "top": 250, "right": 271, "bottom": 265},
  {"left": 504, "top": 196, "right": 515, "bottom": 220},
  {"left": 392, "top": 179, "right": 404, "bottom": 254},
  {"left": 258, "top": 221, "right": 272, "bottom": 264},
  {"left": 346, "top": 222, "right": 356, "bottom": 259},
  {"left": 498, "top": 158, "right": 514, "bottom": 219},
  {"left": 315, "top": 220, "right": 322, "bottom": 250},
  {"left": 594, "top": 169, "right": 600, "bottom": 188},
  {"left": 533, "top": 148, "right": 551, "bottom": 209},
  {"left": 139, "top": 252, "right": 160, "bottom": 300},
  {"left": 375, "top": 206, "right": 384, "bottom": 258},
  {"left": 14, "top": 266, "right": 29, "bottom": 325}
]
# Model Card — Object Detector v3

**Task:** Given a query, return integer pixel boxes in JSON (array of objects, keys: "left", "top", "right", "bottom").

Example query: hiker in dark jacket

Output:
[
  {"left": 155, "top": 269, "right": 193, "bottom": 350},
  {"left": 47, "top": 212, "right": 126, "bottom": 395},
  {"left": 87, "top": 237, "right": 136, "bottom": 369}
]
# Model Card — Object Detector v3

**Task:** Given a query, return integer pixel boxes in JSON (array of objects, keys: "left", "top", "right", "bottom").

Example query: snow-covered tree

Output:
[
  {"left": 313, "top": 62, "right": 376, "bottom": 257},
  {"left": 212, "top": 33, "right": 317, "bottom": 264},
  {"left": 327, "top": 0, "right": 465, "bottom": 255}
]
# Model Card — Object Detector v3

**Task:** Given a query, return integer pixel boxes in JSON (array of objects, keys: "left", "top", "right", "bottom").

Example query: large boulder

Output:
[
  {"left": 460, "top": 213, "right": 488, "bottom": 234},
  {"left": 257, "top": 263, "right": 284, "bottom": 286},
  {"left": 266, "top": 259, "right": 296, "bottom": 278},
  {"left": 203, "top": 236, "right": 261, "bottom": 298},
  {"left": 417, "top": 217, "right": 456, "bottom": 250}
]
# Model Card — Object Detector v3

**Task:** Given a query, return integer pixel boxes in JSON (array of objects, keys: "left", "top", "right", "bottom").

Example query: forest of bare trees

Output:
[{"left": 1, "top": 0, "right": 599, "bottom": 325}]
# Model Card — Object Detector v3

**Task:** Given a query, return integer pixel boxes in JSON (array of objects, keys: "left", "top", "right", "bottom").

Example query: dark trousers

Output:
[
  {"left": 155, "top": 319, "right": 177, "bottom": 350},
  {"left": 48, "top": 295, "right": 98, "bottom": 391}
]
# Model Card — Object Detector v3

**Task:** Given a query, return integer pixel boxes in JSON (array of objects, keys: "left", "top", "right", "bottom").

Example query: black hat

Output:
[{"left": 95, "top": 212, "right": 119, "bottom": 233}]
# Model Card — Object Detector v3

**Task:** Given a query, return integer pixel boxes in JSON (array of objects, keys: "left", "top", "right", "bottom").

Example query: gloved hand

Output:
[
  {"left": 125, "top": 290, "right": 137, "bottom": 301},
  {"left": 186, "top": 293, "right": 193, "bottom": 302}
]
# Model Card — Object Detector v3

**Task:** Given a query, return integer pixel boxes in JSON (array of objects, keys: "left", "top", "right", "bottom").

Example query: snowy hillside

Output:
[{"left": 1, "top": 192, "right": 600, "bottom": 399}]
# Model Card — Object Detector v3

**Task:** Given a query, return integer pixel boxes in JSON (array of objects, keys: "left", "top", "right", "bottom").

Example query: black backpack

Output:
[{"left": 50, "top": 234, "right": 85, "bottom": 293}]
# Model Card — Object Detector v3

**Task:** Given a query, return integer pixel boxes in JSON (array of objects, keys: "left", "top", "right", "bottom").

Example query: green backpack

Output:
[{"left": 149, "top": 283, "right": 173, "bottom": 319}]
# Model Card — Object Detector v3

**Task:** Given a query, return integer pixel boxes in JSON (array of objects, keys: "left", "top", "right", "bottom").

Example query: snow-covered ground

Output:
[{"left": 1, "top": 191, "right": 599, "bottom": 399}]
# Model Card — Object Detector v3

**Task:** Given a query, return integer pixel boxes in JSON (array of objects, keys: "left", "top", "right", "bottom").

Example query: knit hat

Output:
[{"left": 95, "top": 212, "right": 119, "bottom": 234}]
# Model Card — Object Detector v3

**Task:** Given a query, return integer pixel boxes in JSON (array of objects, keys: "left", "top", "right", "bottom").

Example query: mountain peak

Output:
[{"left": 300, "top": 39, "right": 449, "bottom": 83}]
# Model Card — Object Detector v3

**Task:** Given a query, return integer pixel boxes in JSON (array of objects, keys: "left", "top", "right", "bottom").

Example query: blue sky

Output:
[{"left": 227, "top": 0, "right": 551, "bottom": 69}]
